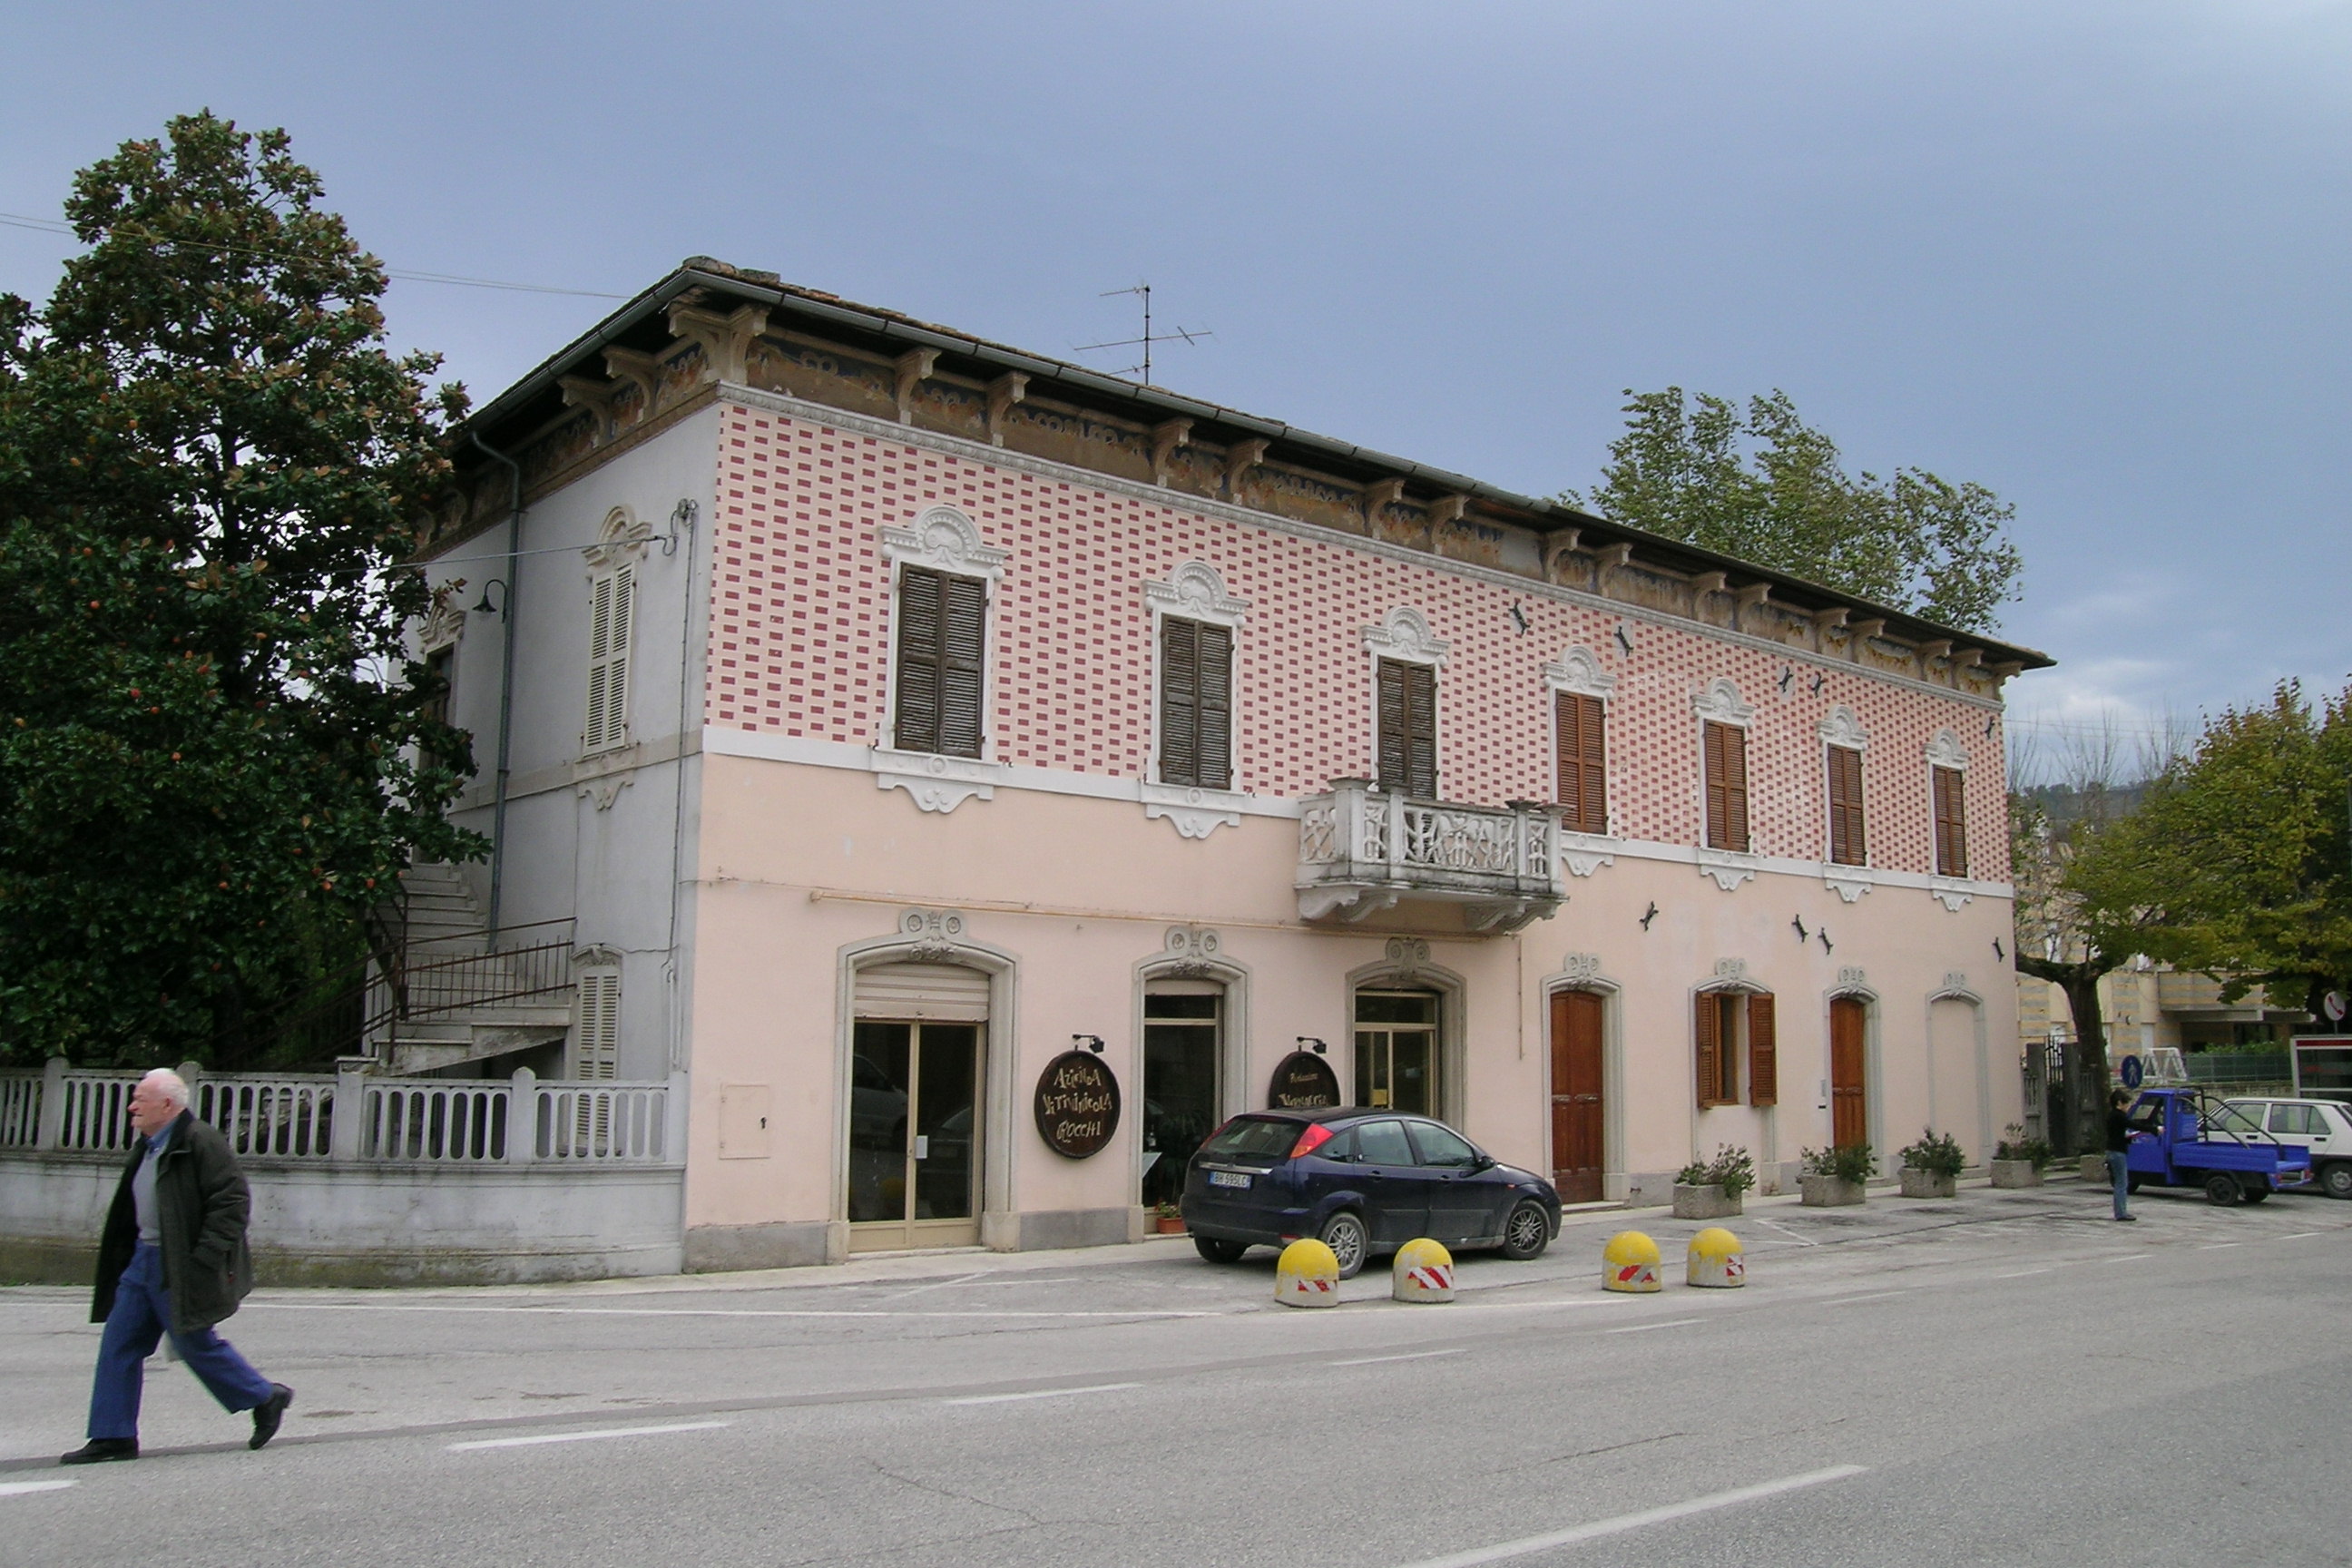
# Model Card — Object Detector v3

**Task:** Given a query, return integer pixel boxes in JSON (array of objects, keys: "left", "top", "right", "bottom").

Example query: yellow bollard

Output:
[
  {"left": 1602, "top": 1230, "right": 1662, "bottom": 1293},
  {"left": 1686, "top": 1227, "right": 1746, "bottom": 1289},
  {"left": 1276, "top": 1238, "right": 1342, "bottom": 1308},
  {"left": 1392, "top": 1238, "right": 1455, "bottom": 1303}
]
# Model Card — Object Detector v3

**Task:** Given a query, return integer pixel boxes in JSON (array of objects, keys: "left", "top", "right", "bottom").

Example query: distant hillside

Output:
[{"left": 2019, "top": 781, "right": 2149, "bottom": 828}]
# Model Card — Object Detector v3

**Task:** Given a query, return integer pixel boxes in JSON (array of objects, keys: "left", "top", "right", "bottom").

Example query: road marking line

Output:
[
  {"left": 2277, "top": 1232, "right": 2319, "bottom": 1240},
  {"left": 1822, "top": 1291, "right": 1906, "bottom": 1306},
  {"left": 2199, "top": 1243, "right": 2241, "bottom": 1250},
  {"left": 941, "top": 1382, "right": 1141, "bottom": 1406},
  {"left": 2099, "top": 1254, "right": 2151, "bottom": 1264},
  {"left": 1750, "top": 1217, "right": 1820, "bottom": 1247},
  {"left": 1993, "top": 1268, "right": 2052, "bottom": 1279},
  {"left": 1608, "top": 1318, "right": 1703, "bottom": 1334},
  {"left": 250, "top": 1302, "right": 1216, "bottom": 1321},
  {"left": 447, "top": 1421, "right": 729, "bottom": 1451},
  {"left": 878, "top": 1271, "right": 986, "bottom": 1301},
  {"left": 0, "top": 1480, "right": 75, "bottom": 1498},
  {"left": 1390, "top": 1464, "right": 1870, "bottom": 1568},
  {"left": 1330, "top": 1348, "right": 1468, "bottom": 1367}
]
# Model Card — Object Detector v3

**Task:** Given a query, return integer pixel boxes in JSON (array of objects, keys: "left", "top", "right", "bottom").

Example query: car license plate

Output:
[{"left": 1209, "top": 1171, "right": 1251, "bottom": 1189}]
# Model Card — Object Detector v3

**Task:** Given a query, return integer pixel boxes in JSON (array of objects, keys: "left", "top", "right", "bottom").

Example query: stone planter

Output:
[
  {"left": 1988, "top": 1160, "right": 2044, "bottom": 1189},
  {"left": 1899, "top": 1168, "right": 1957, "bottom": 1199},
  {"left": 1800, "top": 1174, "right": 1867, "bottom": 1207},
  {"left": 1671, "top": 1182, "right": 1742, "bottom": 1220}
]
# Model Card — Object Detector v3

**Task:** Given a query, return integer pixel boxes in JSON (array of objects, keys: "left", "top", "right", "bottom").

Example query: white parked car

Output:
[{"left": 2222, "top": 1097, "right": 2352, "bottom": 1200}]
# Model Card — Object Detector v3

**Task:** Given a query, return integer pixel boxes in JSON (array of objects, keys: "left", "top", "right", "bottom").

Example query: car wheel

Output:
[
  {"left": 1318, "top": 1210, "right": 1369, "bottom": 1279},
  {"left": 2320, "top": 1163, "right": 2352, "bottom": 1200},
  {"left": 2243, "top": 1186, "right": 2270, "bottom": 1204},
  {"left": 1500, "top": 1199, "right": 1551, "bottom": 1261},
  {"left": 1192, "top": 1235, "right": 1248, "bottom": 1264},
  {"left": 2203, "top": 1172, "right": 2241, "bottom": 1206}
]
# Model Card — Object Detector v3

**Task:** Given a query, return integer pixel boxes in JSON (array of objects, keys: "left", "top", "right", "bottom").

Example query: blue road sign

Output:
[{"left": 2121, "top": 1054, "right": 2144, "bottom": 1089}]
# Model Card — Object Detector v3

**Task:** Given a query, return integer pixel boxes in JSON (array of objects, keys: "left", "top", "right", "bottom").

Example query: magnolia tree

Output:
[{"left": 0, "top": 113, "right": 481, "bottom": 1067}]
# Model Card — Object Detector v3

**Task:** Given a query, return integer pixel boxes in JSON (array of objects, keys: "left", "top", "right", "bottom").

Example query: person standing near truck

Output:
[{"left": 2106, "top": 1088, "right": 2137, "bottom": 1222}]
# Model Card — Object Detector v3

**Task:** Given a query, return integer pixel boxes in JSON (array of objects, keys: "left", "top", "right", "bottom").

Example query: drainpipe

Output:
[{"left": 471, "top": 430, "right": 524, "bottom": 943}]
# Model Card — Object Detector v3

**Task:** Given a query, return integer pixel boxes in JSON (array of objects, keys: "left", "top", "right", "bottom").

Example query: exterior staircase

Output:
[{"left": 371, "top": 864, "right": 576, "bottom": 1076}]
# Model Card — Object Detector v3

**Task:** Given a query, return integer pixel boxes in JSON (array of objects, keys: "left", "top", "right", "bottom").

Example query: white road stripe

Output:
[
  {"left": 1391, "top": 1465, "right": 1870, "bottom": 1568},
  {"left": 0, "top": 1480, "right": 75, "bottom": 1498},
  {"left": 942, "top": 1381, "right": 1141, "bottom": 1406},
  {"left": 1608, "top": 1318, "right": 1702, "bottom": 1334},
  {"left": 2277, "top": 1232, "right": 2319, "bottom": 1240},
  {"left": 2099, "top": 1254, "right": 2151, "bottom": 1264},
  {"left": 1822, "top": 1291, "right": 1906, "bottom": 1306},
  {"left": 448, "top": 1420, "right": 729, "bottom": 1451},
  {"left": 2199, "top": 1243, "right": 2242, "bottom": 1250},
  {"left": 250, "top": 1302, "right": 1215, "bottom": 1321},
  {"left": 1994, "top": 1269, "right": 2052, "bottom": 1279},
  {"left": 1330, "top": 1348, "right": 1468, "bottom": 1367}
]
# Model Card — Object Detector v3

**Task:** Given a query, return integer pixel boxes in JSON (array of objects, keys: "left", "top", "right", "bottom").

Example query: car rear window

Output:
[{"left": 1200, "top": 1117, "right": 1306, "bottom": 1162}]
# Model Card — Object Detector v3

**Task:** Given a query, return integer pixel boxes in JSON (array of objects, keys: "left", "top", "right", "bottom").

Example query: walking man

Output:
[
  {"left": 61, "top": 1068, "right": 291, "bottom": 1464},
  {"left": 2106, "top": 1087, "right": 2138, "bottom": 1223}
]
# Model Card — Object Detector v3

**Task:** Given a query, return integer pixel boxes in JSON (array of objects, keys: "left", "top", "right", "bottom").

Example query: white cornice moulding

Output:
[
  {"left": 712, "top": 385, "right": 2007, "bottom": 713},
  {"left": 696, "top": 726, "right": 2015, "bottom": 899}
]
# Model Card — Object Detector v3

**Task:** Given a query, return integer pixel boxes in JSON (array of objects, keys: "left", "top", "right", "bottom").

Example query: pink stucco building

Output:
[{"left": 414, "top": 259, "right": 2046, "bottom": 1270}]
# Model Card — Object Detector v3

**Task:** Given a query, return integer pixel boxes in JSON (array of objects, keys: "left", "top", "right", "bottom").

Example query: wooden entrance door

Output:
[
  {"left": 1550, "top": 990, "right": 1605, "bottom": 1205},
  {"left": 1830, "top": 996, "right": 1867, "bottom": 1148}
]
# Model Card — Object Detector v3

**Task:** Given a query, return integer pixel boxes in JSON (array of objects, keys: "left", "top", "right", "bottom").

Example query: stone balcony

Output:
[{"left": 1295, "top": 779, "right": 1564, "bottom": 933}]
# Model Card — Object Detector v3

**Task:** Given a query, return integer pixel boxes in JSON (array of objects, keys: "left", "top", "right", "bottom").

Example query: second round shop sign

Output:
[
  {"left": 1034, "top": 1051, "right": 1122, "bottom": 1158},
  {"left": 1267, "top": 1050, "right": 1342, "bottom": 1110}
]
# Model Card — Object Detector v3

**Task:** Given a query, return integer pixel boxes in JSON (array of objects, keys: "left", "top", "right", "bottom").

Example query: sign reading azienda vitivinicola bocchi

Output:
[{"left": 1034, "top": 1051, "right": 1122, "bottom": 1158}]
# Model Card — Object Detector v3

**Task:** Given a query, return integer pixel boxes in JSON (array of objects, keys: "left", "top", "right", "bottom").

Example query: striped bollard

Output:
[
  {"left": 1602, "top": 1230, "right": 1662, "bottom": 1293},
  {"left": 1392, "top": 1238, "right": 1455, "bottom": 1303},
  {"left": 1686, "top": 1227, "right": 1746, "bottom": 1288},
  {"left": 1276, "top": 1239, "right": 1341, "bottom": 1308}
]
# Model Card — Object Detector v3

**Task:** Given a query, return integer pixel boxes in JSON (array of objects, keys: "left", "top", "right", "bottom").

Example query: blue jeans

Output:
[
  {"left": 87, "top": 1243, "right": 275, "bottom": 1440},
  {"left": 2105, "top": 1151, "right": 2131, "bottom": 1219}
]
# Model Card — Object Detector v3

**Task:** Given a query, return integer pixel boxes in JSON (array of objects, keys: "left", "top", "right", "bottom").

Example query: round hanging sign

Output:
[
  {"left": 1268, "top": 1050, "right": 1342, "bottom": 1110},
  {"left": 1034, "top": 1050, "right": 1121, "bottom": 1159}
]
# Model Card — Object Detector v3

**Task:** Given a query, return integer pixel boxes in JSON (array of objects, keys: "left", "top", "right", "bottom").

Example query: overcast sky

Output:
[{"left": 5, "top": 2, "right": 2346, "bottom": 771}]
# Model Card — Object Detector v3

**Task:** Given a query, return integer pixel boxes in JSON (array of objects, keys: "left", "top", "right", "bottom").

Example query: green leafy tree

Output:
[
  {"left": 0, "top": 112, "right": 481, "bottom": 1068},
  {"left": 1566, "top": 387, "right": 2024, "bottom": 632}
]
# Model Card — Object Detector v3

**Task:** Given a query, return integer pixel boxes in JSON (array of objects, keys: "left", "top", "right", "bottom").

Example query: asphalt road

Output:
[{"left": 4, "top": 1177, "right": 2348, "bottom": 1568}]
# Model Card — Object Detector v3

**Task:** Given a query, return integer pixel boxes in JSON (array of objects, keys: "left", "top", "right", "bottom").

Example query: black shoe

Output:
[
  {"left": 2115, "top": 1214, "right": 2138, "bottom": 1222},
  {"left": 249, "top": 1384, "right": 293, "bottom": 1450},
  {"left": 60, "top": 1438, "right": 137, "bottom": 1465}
]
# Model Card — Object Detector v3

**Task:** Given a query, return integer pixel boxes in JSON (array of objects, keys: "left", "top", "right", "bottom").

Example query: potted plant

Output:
[
  {"left": 1990, "top": 1124, "right": 2053, "bottom": 1189},
  {"left": 1897, "top": 1128, "right": 1966, "bottom": 1197},
  {"left": 1799, "top": 1142, "right": 1872, "bottom": 1206},
  {"left": 1151, "top": 1200, "right": 1186, "bottom": 1235},
  {"left": 1672, "top": 1145, "right": 1755, "bottom": 1220}
]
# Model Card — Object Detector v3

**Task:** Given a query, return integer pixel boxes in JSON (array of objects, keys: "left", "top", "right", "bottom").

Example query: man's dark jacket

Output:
[{"left": 90, "top": 1110, "right": 256, "bottom": 1335}]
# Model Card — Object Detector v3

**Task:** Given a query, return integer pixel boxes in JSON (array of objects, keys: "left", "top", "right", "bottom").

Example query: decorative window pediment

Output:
[
  {"left": 1818, "top": 705, "right": 1868, "bottom": 750},
  {"left": 1543, "top": 646, "right": 1616, "bottom": 699},
  {"left": 1144, "top": 560, "right": 1249, "bottom": 629},
  {"left": 1362, "top": 606, "right": 1449, "bottom": 668},
  {"left": 584, "top": 505, "right": 654, "bottom": 570},
  {"left": 1926, "top": 728, "right": 1970, "bottom": 770},
  {"left": 1692, "top": 677, "right": 1754, "bottom": 726},
  {"left": 880, "top": 505, "right": 1008, "bottom": 583}
]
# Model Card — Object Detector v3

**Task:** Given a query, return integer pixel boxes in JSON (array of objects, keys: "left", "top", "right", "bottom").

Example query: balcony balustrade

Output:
[{"left": 1296, "top": 779, "right": 1564, "bottom": 932}]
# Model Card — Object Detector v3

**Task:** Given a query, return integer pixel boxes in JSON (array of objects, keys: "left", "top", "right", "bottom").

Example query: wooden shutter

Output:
[
  {"left": 583, "top": 566, "right": 633, "bottom": 754},
  {"left": 1933, "top": 765, "right": 1968, "bottom": 877},
  {"left": 1556, "top": 692, "right": 1607, "bottom": 835},
  {"left": 1376, "top": 660, "right": 1437, "bottom": 796},
  {"left": 1703, "top": 720, "right": 1749, "bottom": 851},
  {"left": 574, "top": 968, "right": 621, "bottom": 1080},
  {"left": 1158, "top": 619, "right": 1231, "bottom": 790},
  {"left": 1694, "top": 990, "right": 1724, "bottom": 1109},
  {"left": 1747, "top": 992, "right": 1778, "bottom": 1106},
  {"left": 894, "top": 567, "right": 987, "bottom": 760},
  {"left": 1828, "top": 746, "right": 1866, "bottom": 866}
]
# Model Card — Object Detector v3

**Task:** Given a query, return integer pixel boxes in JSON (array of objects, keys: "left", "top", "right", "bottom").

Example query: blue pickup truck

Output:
[{"left": 2125, "top": 1087, "right": 2315, "bottom": 1205}]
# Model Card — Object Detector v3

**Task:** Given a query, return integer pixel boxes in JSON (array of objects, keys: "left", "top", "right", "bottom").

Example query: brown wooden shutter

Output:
[
  {"left": 1557, "top": 692, "right": 1607, "bottom": 835},
  {"left": 1747, "top": 992, "right": 1778, "bottom": 1107},
  {"left": 894, "top": 567, "right": 985, "bottom": 760},
  {"left": 1160, "top": 617, "right": 1199, "bottom": 785},
  {"left": 938, "top": 573, "right": 986, "bottom": 759},
  {"left": 1933, "top": 766, "right": 1968, "bottom": 877},
  {"left": 1197, "top": 622, "right": 1232, "bottom": 789},
  {"left": 1828, "top": 746, "right": 1866, "bottom": 867},
  {"left": 1377, "top": 660, "right": 1437, "bottom": 796},
  {"left": 1703, "top": 721, "right": 1749, "bottom": 851},
  {"left": 893, "top": 566, "right": 943, "bottom": 754},
  {"left": 1694, "top": 990, "right": 1723, "bottom": 1109}
]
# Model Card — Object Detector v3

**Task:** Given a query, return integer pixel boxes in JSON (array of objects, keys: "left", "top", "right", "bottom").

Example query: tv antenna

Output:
[{"left": 1074, "top": 282, "right": 1210, "bottom": 387}]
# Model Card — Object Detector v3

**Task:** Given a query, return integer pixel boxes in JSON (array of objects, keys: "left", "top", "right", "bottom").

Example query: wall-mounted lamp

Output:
[
  {"left": 472, "top": 577, "right": 508, "bottom": 619},
  {"left": 1296, "top": 1035, "right": 1328, "bottom": 1056},
  {"left": 1073, "top": 1034, "right": 1106, "bottom": 1054},
  {"left": 662, "top": 497, "right": 698, "bottom": 556}
]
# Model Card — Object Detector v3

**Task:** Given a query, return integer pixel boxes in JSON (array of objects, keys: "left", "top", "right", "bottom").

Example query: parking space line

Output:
[
  {"left": 941, "top": 1382, "right": 1141, "bottom": 1406},
  {"left": 2277, "top": 1232, "right": 2319, "bottom": 1240},
  {"left": 250, "top": 1301, "right": 1218, "bottom": 1321},
  {"left": 1993, "top": 1268, "right": 2052, "bottom": 1278},
  {"left": 2099, "top": 1254, "right": 2151, "bottom": 1264},
  {"left": 1822, "top": 1291, "right": 1906, "bottom": 1306},
  {"left": 1330, "top": 1348, "right": 1467, "bottom": 1367},
  {"left": 0, "top": 1480, "right": 75, "bottom": 1498},
  {"left": 1391, "top": 1464, "right": 1869, "bottom": 1567},
  {"left": 1607, "top": 1318, "right": 1702, "bottom": 1334},
  {"left": 447, "top": 1421, "right": 729, "bottom": 1451},
  {"left": 2199, "top": 1242, "right": 2241, "bottom": 1250}
]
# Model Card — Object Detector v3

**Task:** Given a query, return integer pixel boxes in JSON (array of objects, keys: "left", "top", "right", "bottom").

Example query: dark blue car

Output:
[{"left": 1181, "top": 1107, "right": 1561, "bottom": 1278}]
